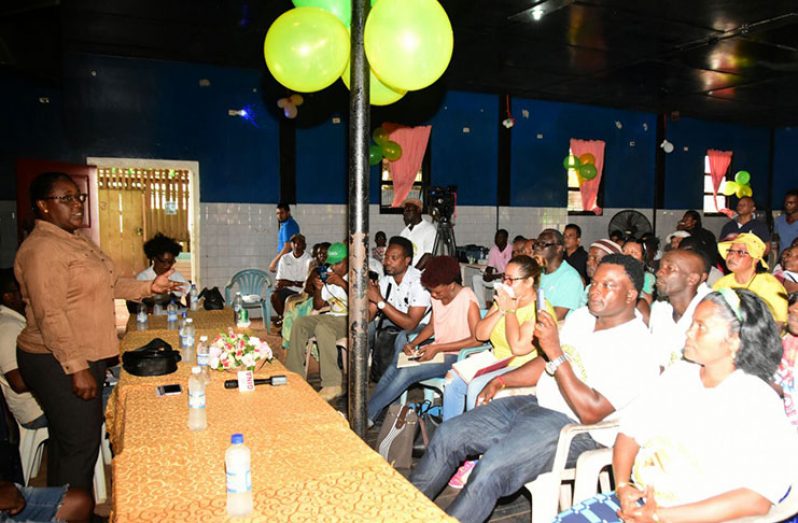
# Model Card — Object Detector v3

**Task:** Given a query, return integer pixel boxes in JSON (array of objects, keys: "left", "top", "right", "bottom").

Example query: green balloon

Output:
[
  {"left": 563, "top": 155, "right": 581, "bottom": 170},
  {"left": 580, "top": 164, "right": 598, "bottom": 180},
  {"left": 372, "top": 127, "right": 390, "bottom": 144},
  {"left": 382, "top": 140, "right": 403, "bottom": 161},
  {"left": 364, "top": 0, "right": 453, "bottom": 91},
  {"left": 293, "top": 0, "right": 351, "bottom": 27},
  {"left": 734, "top": 170, "right": 751, "bottom": 186},
  {"left": 264, "top": 7, "right": 350, "bottom": 93},
  {"left": 369, "top": 144, "right": 383, "bottom": 166},
  {"left": 341, "top": 61, "right": 406, "bottom": 106}
]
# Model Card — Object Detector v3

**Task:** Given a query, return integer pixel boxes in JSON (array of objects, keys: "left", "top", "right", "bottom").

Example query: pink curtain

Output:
[
  {"left": 707, "top": 149, "right": 733, "bottom": 217},
  {"left": 570, "top": 139, "right": 606, "bottom": 215},
  {"left": 382, "top": 123, "right": 432, "bottom": 207}
]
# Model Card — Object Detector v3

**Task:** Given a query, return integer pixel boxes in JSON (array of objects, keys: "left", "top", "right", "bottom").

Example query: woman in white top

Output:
[
  {"left": 133, "top": 233, "right": 187, "bottom": 308},
  {"left": 555, "top": 288, "right": 797, "bottom": 523}
]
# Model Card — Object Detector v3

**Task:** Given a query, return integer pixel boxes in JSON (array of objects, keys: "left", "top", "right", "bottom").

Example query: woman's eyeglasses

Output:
[
  {"left": 726, "top": 249, "right": 750, "bottom": 257},
  {"left": 43, "top": 194, "right": 88, "bottom": 204},
  {"left": 502, "top": 275, "right": 528, "bottom": 283}
]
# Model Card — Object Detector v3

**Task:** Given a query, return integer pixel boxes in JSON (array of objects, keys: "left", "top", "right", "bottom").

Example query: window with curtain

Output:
[
  {"left": 703, "top": 155, "right": 728, "bottom": 215},
  {"left": 379, "top": 148, "right": 431, "bottom": 214},
  {"left": 566, "top": 147, "right": 604, "bottom": 215}
]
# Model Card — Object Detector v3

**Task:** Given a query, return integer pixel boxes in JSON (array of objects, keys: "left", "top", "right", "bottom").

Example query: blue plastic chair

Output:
[{"left": 224, "top": 269, "right": 273, "bottom": 321}]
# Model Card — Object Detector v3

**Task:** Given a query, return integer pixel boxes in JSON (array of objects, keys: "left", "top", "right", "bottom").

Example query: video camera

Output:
[{"left": 427, "top": 185, "right": 457, "bottom": 225}]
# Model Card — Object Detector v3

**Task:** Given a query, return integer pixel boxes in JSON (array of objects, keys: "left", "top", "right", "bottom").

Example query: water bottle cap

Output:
[
  {"left": 199, "top": 335, "right": 208, "bottom": 341},
  {"left": 192, "top": 366, "right": 201, "bottom": 374},
  {"left": 185, "top": 318, "right": 193, "bottom": 323},
  {"left": 231, "top": 433, "right": 244, "bottom": 444}
]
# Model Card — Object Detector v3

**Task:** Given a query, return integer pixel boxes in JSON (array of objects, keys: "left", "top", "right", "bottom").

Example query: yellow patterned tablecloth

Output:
[{"left": 108, "top": 329, "right": 452, "bottom": 521}]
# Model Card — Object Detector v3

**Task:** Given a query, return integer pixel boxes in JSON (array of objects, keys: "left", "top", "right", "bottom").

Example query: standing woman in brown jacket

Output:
[{"left": 14, "top": 172, "right": 179, "bottom": 495}]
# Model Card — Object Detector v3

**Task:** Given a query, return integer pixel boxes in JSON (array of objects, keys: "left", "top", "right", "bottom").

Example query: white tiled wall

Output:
[{"left": 0, "top": 199, "right": 740, "bottom": 290}]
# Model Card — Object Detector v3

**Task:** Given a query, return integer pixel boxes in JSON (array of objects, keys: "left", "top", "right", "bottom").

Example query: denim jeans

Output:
[
  {"left": 410, "top": 395, "right": 599, "bottom": 523},
  {"left": 441, "top": 366, "right": 515, "bottom": 420},
  {"left": 366, "top": 339, "right": 458, "bottom": 422}
]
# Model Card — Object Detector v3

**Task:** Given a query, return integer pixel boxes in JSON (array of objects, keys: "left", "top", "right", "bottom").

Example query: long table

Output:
[{"left": 108, "top": 310, "right": 453, "bottom": 522}]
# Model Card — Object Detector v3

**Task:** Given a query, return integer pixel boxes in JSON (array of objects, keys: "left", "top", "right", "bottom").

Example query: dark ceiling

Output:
[{"left": 3, "top": 0, "right": 798, "bottom": 127}]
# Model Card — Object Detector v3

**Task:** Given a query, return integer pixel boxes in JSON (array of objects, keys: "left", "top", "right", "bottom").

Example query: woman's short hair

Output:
[
  {"left": 703, "top": 289, "right": 782, "bottom": 382},
  {"left": 30, "top": 172, "right": 75, "bottom": 214},
  {"left": 421, "top": 256, "right": 462, "bottom": 287},
  {"left": 507, "top": 254, "right": 545, "bottom": 287},
  {"left": 143, "top": 233, "right": 182, "bottom": 260}
]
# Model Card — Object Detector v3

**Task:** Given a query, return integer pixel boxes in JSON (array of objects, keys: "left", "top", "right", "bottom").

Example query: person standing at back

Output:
[
  {"left": 268, "top": 202, "right": 300, "bottom": 272},
  {"left": 563, "top": 224, "right": 588, "bottom": 283},
  {"left": 719, "top": 196, "right": 770, "bottom": 248},
  {"left": 775, "top": 189, "right": 798, "bottom": 255},
  {"left": 399, "top": 198, "right": 436, "bottom": 270}
]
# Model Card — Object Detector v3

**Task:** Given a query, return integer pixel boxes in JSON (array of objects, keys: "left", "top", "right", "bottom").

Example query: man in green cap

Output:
[{"left": 285, "top": 242, "right": 349, "bottom": 401}]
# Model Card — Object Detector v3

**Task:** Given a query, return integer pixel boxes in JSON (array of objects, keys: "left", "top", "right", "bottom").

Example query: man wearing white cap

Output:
[{"left": 399, "top": 198, "right": 436, "bottom": 269}]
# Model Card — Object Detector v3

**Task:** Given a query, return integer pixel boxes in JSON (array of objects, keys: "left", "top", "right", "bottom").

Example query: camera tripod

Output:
[{"left": 432, "top": 220, "right": 457, "bottom": 257}]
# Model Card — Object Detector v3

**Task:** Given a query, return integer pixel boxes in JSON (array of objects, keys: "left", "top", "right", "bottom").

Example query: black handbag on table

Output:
[
  {"left": 122, "top": 338, "right": 181, "bottom": 376},
  {"left": 199, "top": 286, "right": 225, "bottom": 310}
]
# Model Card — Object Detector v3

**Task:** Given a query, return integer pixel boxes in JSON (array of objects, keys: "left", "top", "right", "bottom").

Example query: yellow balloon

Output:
[
  {"left": 341, "top": 62, "right": 406, "bottom": 106},
  {"left": 740, "top": 185, "right": 753, "bottom": 197},
  {"left": 264, "top": 7, "right": 350, "bottom": 93},
  {"left": 364, "top": 0, "right": 453, "bottom": 91},
  {"left": 722, "top": 181, "right": 738, "bottom": 196}
]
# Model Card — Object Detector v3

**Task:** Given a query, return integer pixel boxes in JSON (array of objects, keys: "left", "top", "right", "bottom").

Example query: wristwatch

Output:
[
  {"left": 377, "top": 300, "right": 386, "bottom": 310},
  {"left": 545, "top": 354, "right": 568, "bottom": 376}
]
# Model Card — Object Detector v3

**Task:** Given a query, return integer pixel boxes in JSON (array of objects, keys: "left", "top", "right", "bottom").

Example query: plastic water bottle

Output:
[
  {"left": 167, "top": 300, "right": 178, "bottom": 327},
  {"left": 181, "top": 318, "right": 196, "bottom": 364},
  {"left": 226, "top": 433, "right": 253, "bottom": 516},
  {"left": 136, "top": 303, "right": 148, "bottom": 330},
  {"left": 232, "top": 292, "right": 243, "bottom": 323},
  {"left": 189, "top": 282, "right": 199, "bottom": 311},
  {"left": 196, "top": 335, "right": 211, "bottom": 383},
  {"left": 153, "top": 302, "right": 164, "bottom": 316},
  {"left": 187, "top": 366, "right": 207, "bottom": 431}
]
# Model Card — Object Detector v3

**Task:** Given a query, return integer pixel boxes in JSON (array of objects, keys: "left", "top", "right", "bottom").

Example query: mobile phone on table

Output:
[{"left": 156, "top": 384, "right": 182, "bottom": 397}]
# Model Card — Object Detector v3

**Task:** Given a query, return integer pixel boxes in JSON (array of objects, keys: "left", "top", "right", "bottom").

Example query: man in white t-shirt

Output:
[
  {"left": 285, "top": 242, "right": 349, "bottom": 401},
  {"left": 271, "top": 234, "right": 312, "bottom": 322},
  {"left": 399, "top": 198, "right": 437, "bottom": 269},
  {"left": 367, "top": 236, "right": 431, "bottom": 381},
  {"left": 410, "top": 254, "right": 659, "bottom": 523},
  {"left": 0, "top": 270, "right": 45, "bottom": 429},
  {"left": 649, "top": 249, "right": 711, "bottom": 368}
]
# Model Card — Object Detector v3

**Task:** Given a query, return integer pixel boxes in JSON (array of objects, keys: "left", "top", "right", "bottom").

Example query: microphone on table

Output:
[{"left": 224, "top": 375, "right": 288, "bottom": 389}]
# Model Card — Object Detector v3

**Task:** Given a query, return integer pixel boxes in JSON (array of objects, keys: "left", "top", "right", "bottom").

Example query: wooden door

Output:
[
  {"left": 16, "top": 159, "right": 100, "bottom": 245},
  {"left": 97, "top": 173, "right": 146, "bottom": 277}
]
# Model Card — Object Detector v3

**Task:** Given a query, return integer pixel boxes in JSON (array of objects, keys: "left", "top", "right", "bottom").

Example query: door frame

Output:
[{"left": 86, "top": 157, "right": 201, "bottom": 285}]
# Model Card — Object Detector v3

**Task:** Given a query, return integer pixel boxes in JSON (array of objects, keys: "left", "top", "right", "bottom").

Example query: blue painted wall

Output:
[
  {"left": 664, "top": 117, "right": 771, "bottom": 210},
  {"left": 510, "top": 99, "right": 656, "bottom": 208},
  {"left": 2, "top": 53, "right": 794, "bottom": 210}
]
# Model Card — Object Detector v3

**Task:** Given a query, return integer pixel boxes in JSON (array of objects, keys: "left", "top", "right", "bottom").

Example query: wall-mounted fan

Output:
[{"left": 608, "top": 210, "right": 652, "bottom": 240}]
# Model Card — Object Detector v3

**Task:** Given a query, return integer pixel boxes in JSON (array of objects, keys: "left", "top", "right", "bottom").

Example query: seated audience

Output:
[
  {"left": 285, "top": 242, "right": 349, "bottom": 401},
  {"left": 563, "top": 224, "right": 588, "bottom": 283},
  {"left": 719, "top": 196, "right": 770, "bottom": 247},
  {"left": 649, "top": 249, "right": 711, "bottom": 369},
  {"left": 472, "top": 229, "right": 512, "bottom": 309},
  {"left": 367, "top": 237, "right": 431, "bottom": 382},
  {"left": 0, "top": 480, "right": 92, "bottom": 523},
  {"left": 367, "top": 256, "right": 480, "bottom": 425},
  {"left": 136, "top": 232, "right": 188, "bottom": 294},
  {"left": 774, "top": 292, "right": 798, "bottom": 428},
  {"left": 714, "top": 233, "right": 787, "bottom": 326},
  {"left": 511, "top": 235, "right": 526, "bottom": 257},
  {"left": 535, "top": 229, "right": 586, "bottom": 320},
  {"left": 442, "top": 255, "right": 549, "bottom": 422},
  {"left": 623, "top": 238, "right": 656, "bottom": 322},
  {"left": 775, "top": 188, "right": 798, "bottom": 254},
  {"left": 678, "top": 236, "right": 723, "bottom": 287},
  {"left": 610, "top": 230, "right": 625, "bottom": 247},
  {"left": 411, "top": 255, "right": 659, "bottom": 522},
  {"left": 555, "top": 289, "right": 797, "bottom": 523},
  {"left": 0, "top": 270, "right": 45, "bottom": 429},
  {"left": 583, "top": 239, "right": 623, "bottom": 300},
  {"left": 665, "top": 230, "right": 690, "bottom": 251},
  {"left": 774, "top": 244, "right": 798, "bottom": 295},
  {"left": 271, "top": 233, "right": 311, "bottom": 322},
  {"left": 371, "top": 230, "right": 387, "bottom": 264},
  {"left": 310, "top": 241, "right": 330, "bottom": 269},
  {"left": 678, "top": 210, "right": 720, "bottom": 266}
]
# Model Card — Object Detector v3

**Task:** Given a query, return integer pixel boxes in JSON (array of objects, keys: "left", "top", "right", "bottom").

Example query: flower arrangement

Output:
[{"left": 208, "top": 330, "right": 273, "bottom": 371}]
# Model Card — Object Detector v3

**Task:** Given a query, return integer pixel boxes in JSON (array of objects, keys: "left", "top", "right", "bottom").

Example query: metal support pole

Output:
[{"left": 347, "top": 0, "right": 370, "bottom": 438}]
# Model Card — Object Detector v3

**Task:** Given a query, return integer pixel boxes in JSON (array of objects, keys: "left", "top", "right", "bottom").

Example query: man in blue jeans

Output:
[{"left": 410, "top": 255, "right": 660, "bottom": 523}]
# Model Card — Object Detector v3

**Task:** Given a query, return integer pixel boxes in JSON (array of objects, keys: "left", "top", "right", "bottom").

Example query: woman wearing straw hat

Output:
[{"left": 713, "top": 232, "right": 788, "bottom": 326}]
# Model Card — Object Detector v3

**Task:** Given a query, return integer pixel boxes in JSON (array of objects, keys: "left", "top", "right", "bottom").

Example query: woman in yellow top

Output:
[
  {"left": 442, "top": 255, "right": 549, "bottom": 421},
  {"left": 713, "top": 232, "right": 787, "bottom": 327}
]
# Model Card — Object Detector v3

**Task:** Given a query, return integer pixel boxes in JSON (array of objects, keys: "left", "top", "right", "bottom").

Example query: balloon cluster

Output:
[
  {"left": 723, "top": 170, "right": 753, "bottom": 198},
  {"left": 562, "top": 153, "right": 597, "bottom": 184},
  {"left": 369, "top": 125, "right": 403, "bottom": 165},
  {"left": 276, "top": 94, "right": 304, "bottom": 119},
  {"left": 263, "top": 0, "right": 453, "bottom": 106}
]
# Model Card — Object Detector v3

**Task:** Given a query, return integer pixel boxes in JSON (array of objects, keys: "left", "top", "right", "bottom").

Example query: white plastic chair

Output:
[
  {"left": 16, "top": 420, "right": 48, "bottom": 486},
  {"left": 526, "top": 420, "right": 617, "bottom": 523}
]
